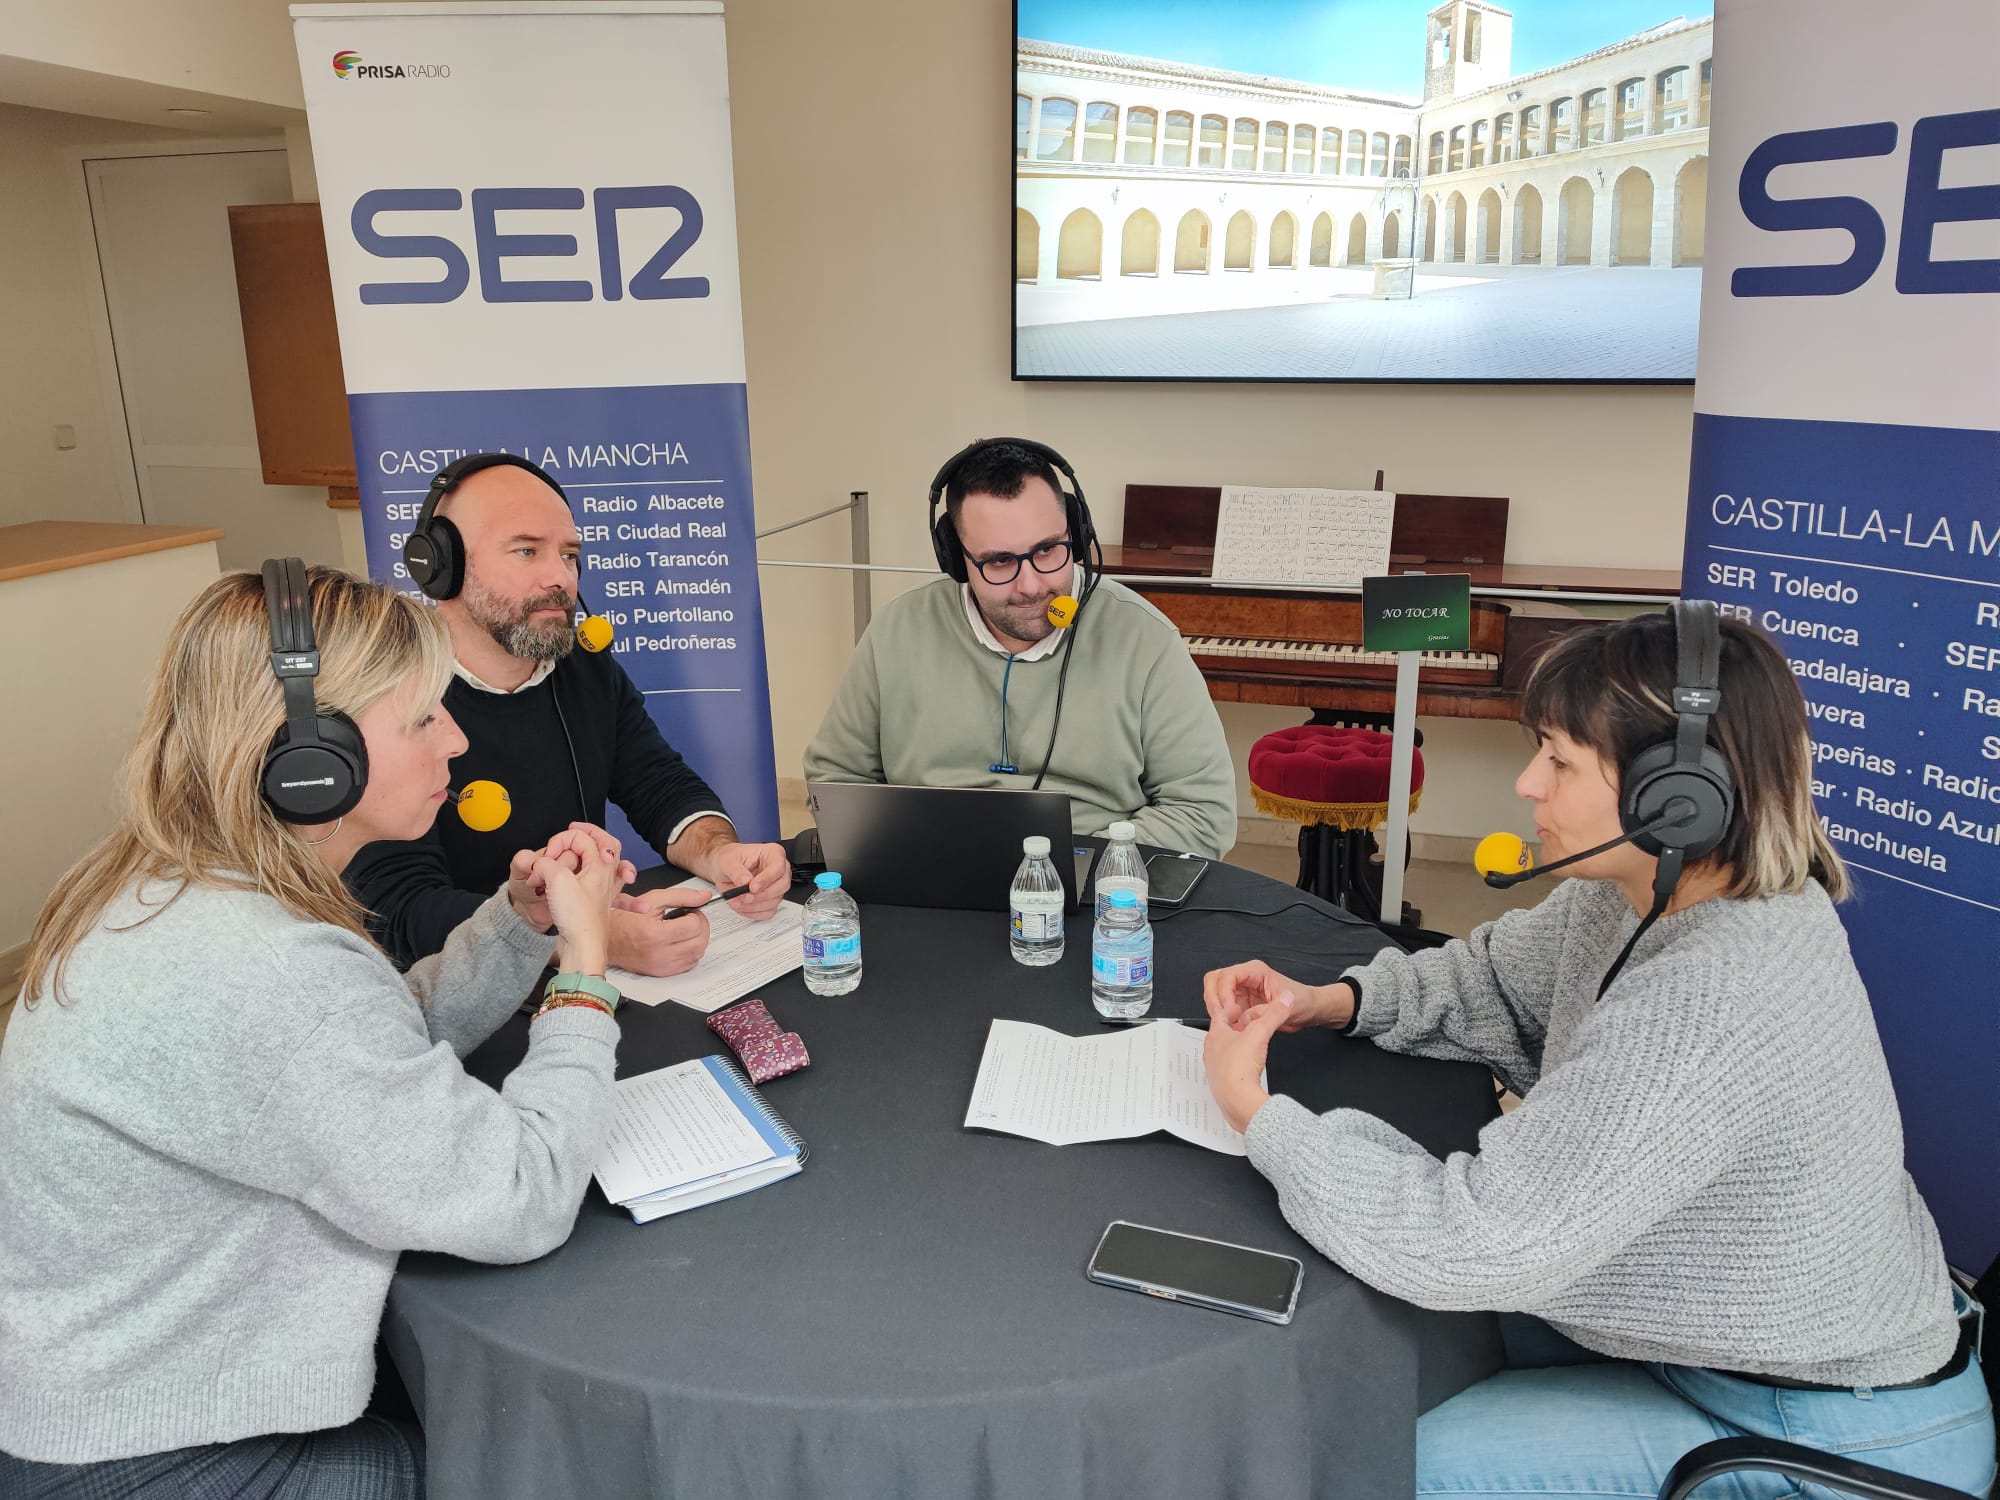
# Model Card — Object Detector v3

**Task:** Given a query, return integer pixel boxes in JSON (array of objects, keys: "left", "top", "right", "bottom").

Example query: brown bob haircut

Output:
[{"left": 1520, "top": 610, "right": 1849, "bottom": 901}]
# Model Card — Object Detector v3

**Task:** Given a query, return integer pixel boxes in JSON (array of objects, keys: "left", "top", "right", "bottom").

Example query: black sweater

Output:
[{"left": 345, "top": 649, "right": 727, "bottom": 968}]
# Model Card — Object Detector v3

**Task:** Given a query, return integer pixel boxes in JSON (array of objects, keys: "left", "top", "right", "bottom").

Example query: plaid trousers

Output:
[{"left": 0, "top": 1416, "right": 422, "bottom": 1500}]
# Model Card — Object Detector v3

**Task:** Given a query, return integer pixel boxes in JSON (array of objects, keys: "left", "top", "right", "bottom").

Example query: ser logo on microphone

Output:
[
  {"left": 1473, "top": 831, "right": 1533, "bottom": 879},
  {"left": 454, "top": 779, "right": 512, "bottom": 832}
]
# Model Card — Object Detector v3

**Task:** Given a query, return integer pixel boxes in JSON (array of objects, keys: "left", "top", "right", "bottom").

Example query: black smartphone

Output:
[
  {"left": 1145, "top": 852, "right": 1209, "bottom": 906},
  {"left": 1086, "top": 1221, "right": 1303, "bottom": 1325}
]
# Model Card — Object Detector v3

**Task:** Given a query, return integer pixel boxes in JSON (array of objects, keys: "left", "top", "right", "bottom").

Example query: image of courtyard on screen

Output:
[{"left": 1014, "top": 0, "right": 1712, "bottom": 382}]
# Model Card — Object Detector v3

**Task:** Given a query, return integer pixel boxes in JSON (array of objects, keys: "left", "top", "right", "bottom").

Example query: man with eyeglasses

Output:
[{"left": 805, "top": 439, "right": 1234, "bottom": 857}]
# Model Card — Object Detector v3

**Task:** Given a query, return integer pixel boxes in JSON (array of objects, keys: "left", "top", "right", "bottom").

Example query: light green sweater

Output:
[{"left": 804, "top": 576, "right": 1236, "bottom": 858}]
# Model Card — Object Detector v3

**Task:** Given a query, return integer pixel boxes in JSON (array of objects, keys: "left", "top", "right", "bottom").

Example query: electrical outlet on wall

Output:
[{"left": 52, "top": 425, "right": 77, "bottom": 451}]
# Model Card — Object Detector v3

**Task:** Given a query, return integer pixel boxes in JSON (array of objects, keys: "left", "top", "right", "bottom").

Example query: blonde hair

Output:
[
  {"left": 21, "top": 566, "right": 454, "bottom": 1003},
  {"left": 1522, "top": 611, "right": 1849, "bottom": 902}
]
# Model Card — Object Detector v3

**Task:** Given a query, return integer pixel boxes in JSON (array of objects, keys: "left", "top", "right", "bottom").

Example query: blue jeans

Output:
[{"left": 1418, "top": 1293, "right": 1995, "bottom": 1499}]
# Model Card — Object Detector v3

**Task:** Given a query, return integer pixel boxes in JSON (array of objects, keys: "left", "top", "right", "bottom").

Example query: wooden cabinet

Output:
[{"left": 227, "top": 203, "right": 359, "bottom": 500}]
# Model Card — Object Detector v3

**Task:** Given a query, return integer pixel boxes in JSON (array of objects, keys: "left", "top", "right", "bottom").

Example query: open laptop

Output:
[{"left": 804, "top": 783, "right": 1092, "bottom": 912}]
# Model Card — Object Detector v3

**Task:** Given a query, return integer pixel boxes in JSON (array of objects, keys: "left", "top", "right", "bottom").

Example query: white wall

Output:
[
  {"left": 0, "top": 543, "right": 222, "bottom": 958},
  {"left": 720, "top": 0, "right": 1693, "bottom": 842},
  {"left": 0, "top": 104, "right": 184, "bottom": 528}
]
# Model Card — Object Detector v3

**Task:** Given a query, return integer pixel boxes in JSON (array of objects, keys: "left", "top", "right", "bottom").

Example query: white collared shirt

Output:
[
  {"left": 959, "top": 567, "right": 1081, "bottom": 662},
  {"left": 452, "top": 658, "right": 556, "bottom": 695}
]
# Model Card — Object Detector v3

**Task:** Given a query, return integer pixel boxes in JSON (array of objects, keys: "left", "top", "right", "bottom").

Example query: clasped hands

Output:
[
  {"left": 503, "top": 823, "right": 633, "bottom": 977},
  {"left": 1202, "top": 961, "right": 1358, "bottom": 1135}
]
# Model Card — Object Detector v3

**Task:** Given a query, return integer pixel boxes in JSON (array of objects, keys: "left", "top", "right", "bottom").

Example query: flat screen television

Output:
[{"left": 1013, "top": 0, "right": 1713, "bottom": 384}]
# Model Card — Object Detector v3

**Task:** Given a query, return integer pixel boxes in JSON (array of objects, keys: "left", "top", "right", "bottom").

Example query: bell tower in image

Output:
[{"left": 1424, "top": 0, "right": 1514, "bottom": 101}]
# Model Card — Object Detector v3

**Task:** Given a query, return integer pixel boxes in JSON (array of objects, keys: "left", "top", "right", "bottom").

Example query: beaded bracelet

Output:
[{"left": 534, "top": 994, "right": 617, "bottom": 1023}]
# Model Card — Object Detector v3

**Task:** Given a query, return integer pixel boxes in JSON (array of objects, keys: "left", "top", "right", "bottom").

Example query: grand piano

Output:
[{"left": 1104, "top": 484, "right": 1682, "bottom": 724}]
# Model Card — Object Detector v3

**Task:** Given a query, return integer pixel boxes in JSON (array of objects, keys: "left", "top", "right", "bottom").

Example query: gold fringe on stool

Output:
[{"left": 1250, "top": 788, "right": 1423, "bottom": 830}]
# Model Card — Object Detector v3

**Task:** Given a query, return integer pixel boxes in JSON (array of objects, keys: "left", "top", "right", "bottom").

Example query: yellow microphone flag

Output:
[
  {"left": 576, "top": 614, "right": 615, "bottom": 653},
  {"left": 1473, "top": 831, "right": 1533, "bottom": 878},
  {"left": 1046, "top": 595, "right": 1079, "bottom": 629},
  {"left": 456, "top": 780, "right": 512, "bottom": 832}
]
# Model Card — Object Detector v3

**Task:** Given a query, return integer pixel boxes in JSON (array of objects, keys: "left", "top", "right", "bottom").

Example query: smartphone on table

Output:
[
  {"left": 1087, "top": 1221, "right": 1304, "bottom": 1325},
  {"left": 1145, "top": 852, "right": 1209, "bottom": 906}
]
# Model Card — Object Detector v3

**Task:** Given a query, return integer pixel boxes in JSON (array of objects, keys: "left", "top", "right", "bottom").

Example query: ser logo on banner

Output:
[
  {"left": 351, "top": 187, "right": 711, "bottom": 305},
  {"left": 1732, "top": 106, "right": 2000, "bottom": 298}
]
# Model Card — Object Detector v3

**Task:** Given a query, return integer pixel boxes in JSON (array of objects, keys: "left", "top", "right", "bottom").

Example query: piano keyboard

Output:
[{"left": 1183, "top": 636, "right": 1501, "bottom": 672}]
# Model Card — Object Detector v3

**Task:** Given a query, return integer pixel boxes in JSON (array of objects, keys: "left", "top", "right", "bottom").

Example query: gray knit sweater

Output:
[
  {"left": 0, "top": 880, "right": 618, "bottom": 1464},
  {"left": 1244, "top": 877, "right": 1959, "bottom": 1387}
]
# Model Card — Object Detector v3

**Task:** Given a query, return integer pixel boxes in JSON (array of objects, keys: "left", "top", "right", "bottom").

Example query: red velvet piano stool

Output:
[{"left": 1247, "top": 725, "right": 1424, "bottom": 924}]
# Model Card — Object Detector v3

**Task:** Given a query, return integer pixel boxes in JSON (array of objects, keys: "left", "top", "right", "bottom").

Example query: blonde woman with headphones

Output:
[{"left": 0, "top": 562, "right": 629, "bottom": 1498}]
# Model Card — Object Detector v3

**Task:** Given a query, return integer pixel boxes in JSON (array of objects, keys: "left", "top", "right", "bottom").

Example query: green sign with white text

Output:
[{"left": 1361, "top": 573, "right": 1471, "bottom": 653}]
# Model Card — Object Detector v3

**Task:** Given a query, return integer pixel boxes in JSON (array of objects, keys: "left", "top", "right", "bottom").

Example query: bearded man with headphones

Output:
[
  {"left": 803, "top": 438, "right": 1235, "bottom": 858},
  {"left": 1197, "top": 605, "right": 1991, "bottom": 1498},
  {"left": 345, "top": 453, "right": 790, "bottom": 974}
]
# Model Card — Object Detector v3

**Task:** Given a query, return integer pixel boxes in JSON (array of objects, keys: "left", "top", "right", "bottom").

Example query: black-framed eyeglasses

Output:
[{"left": 966, "top": 538, "right": 1071, "bottom": 586}]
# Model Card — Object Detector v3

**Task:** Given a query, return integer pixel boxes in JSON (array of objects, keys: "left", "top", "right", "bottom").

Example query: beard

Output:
[
  {"left": 975, "top": 564, "right": 1072, "bottom": 646},
  {"left": 978, "top": 593, "right": 1060, "bottom": 646},
  {"left": 462, "top": 578, "right": 577, "bottom": 663}
]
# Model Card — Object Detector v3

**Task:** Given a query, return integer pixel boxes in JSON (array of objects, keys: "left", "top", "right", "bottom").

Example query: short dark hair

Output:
[
  {"left": 943, "top": 440, "right": 1063, "bottom": 527},
  {"left": 1521, "top": 611, "right": 1848, "bottom": 900}
]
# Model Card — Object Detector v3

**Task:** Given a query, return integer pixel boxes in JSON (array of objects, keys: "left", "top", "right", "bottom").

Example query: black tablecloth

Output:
[{"left": 386, "top": 856, "right": 1503, "bottom": 1500}]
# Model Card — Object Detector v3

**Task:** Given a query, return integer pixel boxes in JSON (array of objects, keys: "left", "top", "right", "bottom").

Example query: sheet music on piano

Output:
[{"left": 1210, "top": 486, "right": 1395, "bottom": 589}]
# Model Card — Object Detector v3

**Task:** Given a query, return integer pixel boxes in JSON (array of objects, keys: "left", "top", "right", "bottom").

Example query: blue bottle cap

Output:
[
  {"left": 1108, "top": 888, "right": 1139, "bottom": 907},
  {"left": 814, "top": 872, "right": 842, "bottom": 890}
]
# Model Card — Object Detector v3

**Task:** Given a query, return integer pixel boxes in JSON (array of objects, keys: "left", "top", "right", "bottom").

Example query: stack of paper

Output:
[{"left": 594, "top": 1055, "right": 807, "bottom": 1223}]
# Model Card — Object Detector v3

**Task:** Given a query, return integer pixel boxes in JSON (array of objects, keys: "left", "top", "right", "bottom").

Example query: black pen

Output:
[{"left": 659, "top": 883, "right": 752, "bottom": 922}]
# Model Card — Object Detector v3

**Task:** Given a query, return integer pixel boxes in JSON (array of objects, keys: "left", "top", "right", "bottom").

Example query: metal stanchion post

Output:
[{"left": 848, "top": 491, "right": 870, "bottom": 644}]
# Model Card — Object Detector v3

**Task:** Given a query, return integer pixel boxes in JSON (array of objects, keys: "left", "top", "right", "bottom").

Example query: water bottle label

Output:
[
  {"left": 803, "top": 934, "right": 860, "bottom": 966},
  {"left": 1012, "top": 908, "right": 1063, "bottom": 940},
  {"left": 1091, "top": 952, "right": 1151, "bottom": 985}
]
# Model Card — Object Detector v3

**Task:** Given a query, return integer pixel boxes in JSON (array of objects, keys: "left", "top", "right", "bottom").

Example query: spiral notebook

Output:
[{"left": 593, "top": 1055, "right": 808, "bottom": 1223}]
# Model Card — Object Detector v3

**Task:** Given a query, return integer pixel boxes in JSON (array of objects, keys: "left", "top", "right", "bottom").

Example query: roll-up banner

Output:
[
  {"left": 291, "top": 1, "right": 778, "bottom": 847},
  {"left": 1681, "top": 0, "right": 1998, "bottom": 1265}
]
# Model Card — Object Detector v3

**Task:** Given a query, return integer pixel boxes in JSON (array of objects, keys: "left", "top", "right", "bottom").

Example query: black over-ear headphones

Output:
[
  {"left": 403, "top": 451, "right": 613, "bottom": 651},
  {"left": 260, "top": 557, "right": 368, "bottom": 823},
  {"left": 927, "top": 437, "right": 1100, "bottom": 585},
  {"left": 404, "top": 451, "right": 556, "bottom": 602},
  {"left": 1586, "top": 600, "right": 1739, "bottom": 1001},
  {"left": 1620, "top": 599, "right": 1737, "bottom": 895}
]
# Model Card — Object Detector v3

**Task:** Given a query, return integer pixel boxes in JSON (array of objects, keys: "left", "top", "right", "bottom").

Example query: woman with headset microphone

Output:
[
  {"left": 0, "top": 562, "right": 630, "bottom": 1497},
  {"left": 1201, "top": 606, "right": 1991, "bottom": 1497}
]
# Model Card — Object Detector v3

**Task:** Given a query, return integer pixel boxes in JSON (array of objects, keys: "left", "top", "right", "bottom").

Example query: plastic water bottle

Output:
[
  {"left": 1009, "top": 835, "right": 1066, "bottom": 966},
  {"left": 1094, "top": 820, "right": 1148, "bottom": 920},
  {"left": 1091, "top": 888, "right": 1153, "bottom": 1019},
  {"left": 802, "top": 872, "right": 861, "bottom": 995}
]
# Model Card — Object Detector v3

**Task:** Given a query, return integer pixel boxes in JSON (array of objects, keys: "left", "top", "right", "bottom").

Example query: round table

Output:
[{"left": 387, "top": 856, "right": 1502, "bottom": 1500}]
